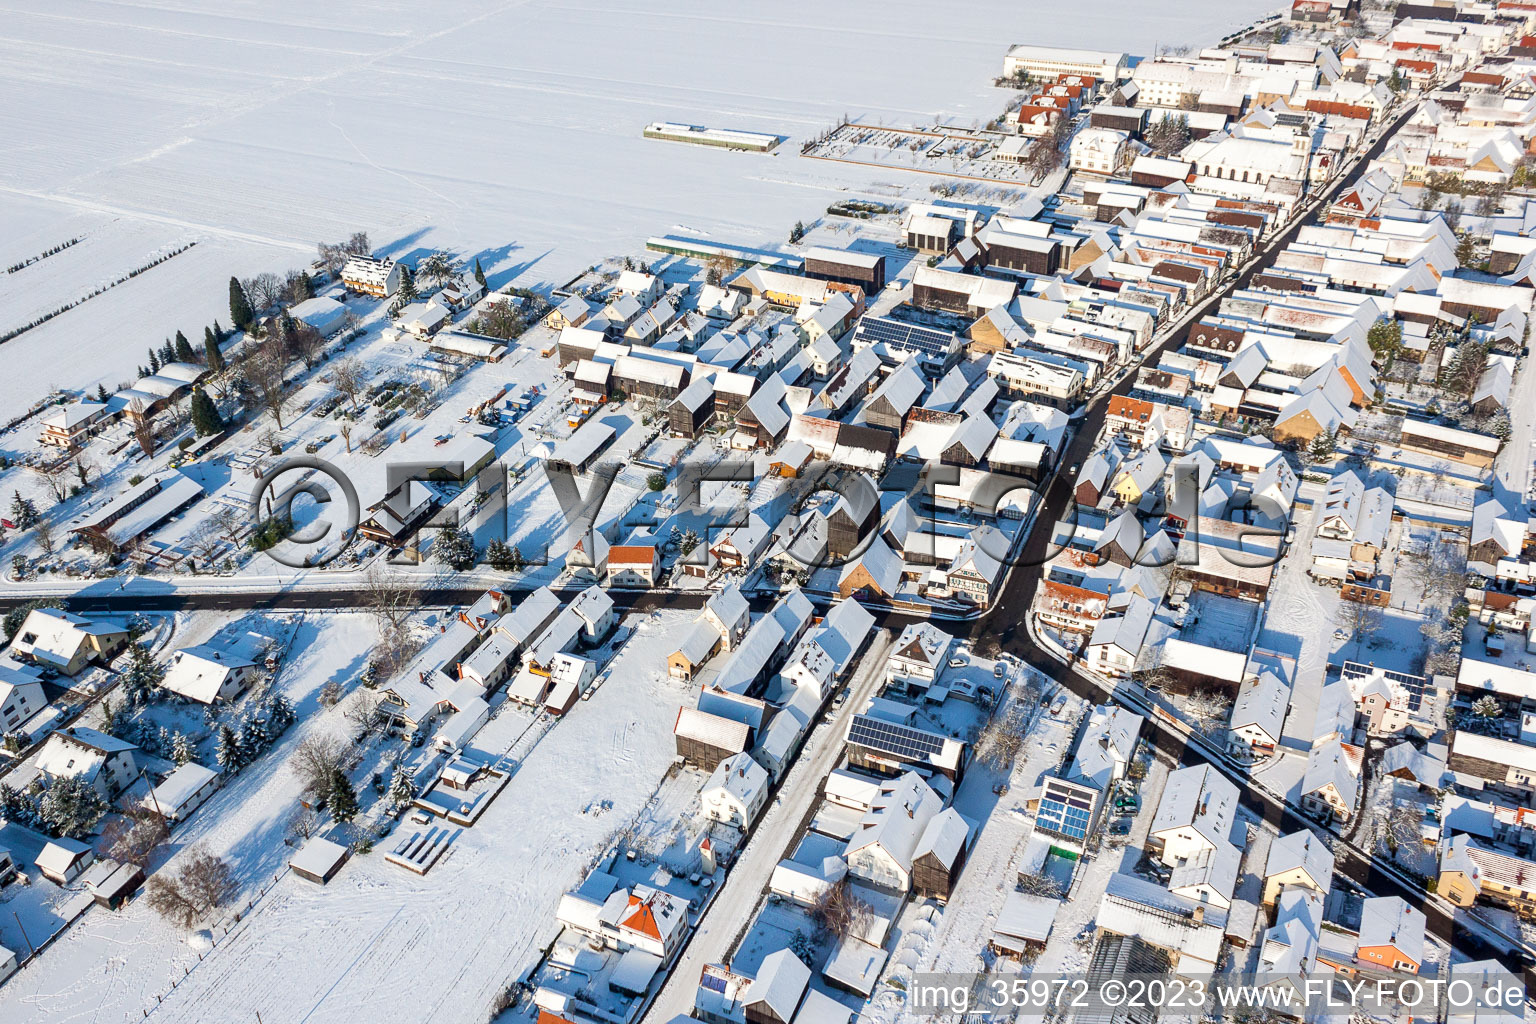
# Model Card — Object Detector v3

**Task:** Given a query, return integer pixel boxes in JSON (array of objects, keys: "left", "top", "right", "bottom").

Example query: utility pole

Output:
[{"left": 14, "top": 910, "right": 34, "bottom": 956}]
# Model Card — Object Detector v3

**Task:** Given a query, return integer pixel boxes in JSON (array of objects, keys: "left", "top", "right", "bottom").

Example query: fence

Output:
[{"left": 138, "top": 865, "right": 291, "bottom": 1018}]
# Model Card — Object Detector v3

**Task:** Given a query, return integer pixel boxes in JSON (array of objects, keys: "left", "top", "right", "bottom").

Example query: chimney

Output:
[{"left": 1192, "top": 905, "right": 1205, "bottom": 926}]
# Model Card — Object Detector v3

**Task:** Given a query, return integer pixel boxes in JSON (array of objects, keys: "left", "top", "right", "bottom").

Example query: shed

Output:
[
  {"left": 35, "top": 837, "right": 93, "bottom": 884},
  {"left": 990, "top": 891, "right": 1058, "bottom": 958},
  {"left": 290, "top": 837, "right": 350, "bottom": 884},
  {"left": 82, "top": 858, "right": 145, "bottom": 909}
]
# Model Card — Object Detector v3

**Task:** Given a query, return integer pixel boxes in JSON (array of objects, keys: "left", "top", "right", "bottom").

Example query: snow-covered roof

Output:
[
  {"left": 913, "top": 807, "right": 969, "bottom": 868},
  {"left": 745, "top": 949, "right": 810, "bottom": 1021},
  {"left": 1357, "top": 896, "right": 1424, "bottom": 963},
  {"left": 289, "top": 837, "right": 349, "bottom": 881},
  {"left": 703, "top": 751, "right": 768, "bottom": 809},
  {"left": 1265, "top": 829, "right": 1334, "bottom": 888},
  {"left": 161, "top": 644, "right": 255, "bottom": 704},
  {"left": 1230, "top": 669, "right": 1289, "bottom": 743},
  {"left": 844, "top": 771, "right": 942, "bottom": 872},
  {"left": 674, "top": 707, "right": 749, "bottom": 752},
  {"left": 35, "top": 837, "right": 90, "bottom": 876},
  {"left": 146, "top": 762, "right": 219, "bottom": 815},
  {"left": 1150, "top": 764, "right": 1238, "bottom": 851}
]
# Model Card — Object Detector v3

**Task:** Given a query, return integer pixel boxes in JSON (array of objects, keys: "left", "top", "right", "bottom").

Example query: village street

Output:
[{"left": 642, "top": 630, "right": 895, "bottom": 1024}]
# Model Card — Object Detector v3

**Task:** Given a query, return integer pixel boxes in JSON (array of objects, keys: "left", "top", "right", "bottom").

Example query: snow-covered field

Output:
[{"left": 0, "top": 0, "right": 1281, "bottom": 413}]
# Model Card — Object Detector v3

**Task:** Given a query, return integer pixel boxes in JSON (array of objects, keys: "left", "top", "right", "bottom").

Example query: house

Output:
[
  {"left": 1353, "top": 897, "right": 1425, "bottom": 974},
  {"left": 668, "top": 621, "right": 723, "bottom": 681},
  {"left": 8, "top": 609, "right": 129, "bottom": 675},
  {"left": 1086, "top": 596, "right": 1155, "bottom": 681},
  {"left": 607, "top": 544, "right": 660, "bottom": 588},
  {"left": 1148, "top": 764, "right": 1238, "bottom": 868},
  {"left": 544, "top": 295, "right": 597, "bottom": 331},
  {"left": 1262, "top": 829, "right": 1335, "bottom": 907},
  {"left": 1035, "top": 705, "right": 1142, "bottom": 850},
  {"left": 1069, "top": 127, "right": 1134, "bottom": 176},
  {"left": 142, "top": 762, "right": 221, "bottom": 824},
  {"left": 1227, "top": 669, "right": 1289, "bottom": 755},
  {"left": 0, "top": 666, "right": 46, "bottom": 738},
  {"left": 843, "top": 772, "right": 944, "bottom": 893},
  {"left": 1259, "top": 888, "right": 1324, "bottom": 1003},
  {"left": 339, "top": 255, "right": 403, "bottom": 298},
  {"left": 701, "top": 585, "right": 751, "bottom": 651},
  {"left": 39, "top": 401, "right": 106, "bottom": 449},
  {"left": 1341, "top": 662, "right": 1436, "bottom": 737},
  {"left": 614, "top": 269, "right": 663, "bottom": 304},
  {"left": 36, "top": 726, "right": 139, "bottom": 800},
  {"left": 744, "top": 949, "right": 810, "bottom": 1024},
  {"left": 160, "top": 644, "right": 257, "bottom": 704},
  {"left": 701, "top": 752, "right": 769, "bottom": 829},
  {"left": 289, "top": 837, "right": 350, "bottom": 884},
  {"left": 612, "top": 885, "right": 689, "bottom": 958},
  {"left": 1301, "top": 737, "right": 1359, "bottom": 822},
  {"left": 1168, "top": 841, "right": 1241, "bottom": 910},
  {"left": 35, "top": 837, "right": 94, "bottom": 885},
  {"left": 1470, "top": 498, "right": 1525, "bottom": 576},
  {"left": 289, "top": 296, "right": 349, "bottom": 337},
  {"left": 886, "top": 623, "right": 953, "bottom": 696},
  {"left": 395, "top": 299, "right": 452, "bottom": 339},
  {"left": 836, "top": 536, "right": 902, "bottom": 602}
]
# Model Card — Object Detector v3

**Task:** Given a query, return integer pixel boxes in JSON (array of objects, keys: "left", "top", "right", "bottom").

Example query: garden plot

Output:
[
  {"left": 0, "top": 612, "right": 378, "bottom": 1021},
  {"left": 51, "top": 609, "right": 695, "bottom": 1024}
]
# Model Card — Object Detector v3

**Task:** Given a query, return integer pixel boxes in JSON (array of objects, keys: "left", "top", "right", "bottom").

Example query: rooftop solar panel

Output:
[{"left": 848, "top": 713, "right": 948, "bottom": 760}]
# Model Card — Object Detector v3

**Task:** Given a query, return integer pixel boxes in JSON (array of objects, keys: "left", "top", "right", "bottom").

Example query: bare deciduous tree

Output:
[
  {"left": 1184, "top": 689, "right": 1233, "bottom": 737},
  {"left": 188, "top": 519, "right": 224, "bottom": 565},
  {"left": 331, "top": 357, "right": 366, "bottom": 414},
  {"left": 211, "top": 504, "right": 247, "bottom": 547},
  {"left": 339, "top": 422, "right": 353, "bottom": 454},
  {"left": 976, "top": 700, "right": 1029, "bottom": 771},
  {"left": 145, "top": 847, "right": 239, "bottom": 928},
  {"left": 242, "top": 272, "right": 285, "bottom": 312},
  {"left": 288, "top": 321, "right": 325, "bottom": 371},
  {"left": 37, "top": 463, "right": 70, "bottom": 503},
  {"left": 363, "top": 564, "right": 419, "bottom": 631},
  {"left": 1376, "top": 801, "right": 1425, "bottom": 852},
  {"left": 343, "top": 689, "right": 385, "bottom": 738},
  {"left": 292, "top": 734, "right": 346, "bottom": 806},
  {"left": 129, "top": 398, "right": 156, "bottom": 458},
  {"left": 33, "top": 517, "right": 57, "bottom": 557},
  {"left": 1337, "top": 598, "right": 1385, "bottom": 660},
  {"left": 286, "top": 805, "right": 323, "bottom": 843},
  {"left": 243, "top": 343, "right": 291, "bottom": 429},
  {"left": 103, "top": 807, "right": 169, "bottom": 866},
  {"left": 810, "top": 876, "right": 873, "bottom": 941},
  {"left": 1016, "top": 870, "right": 1066, "bottom": 899}
]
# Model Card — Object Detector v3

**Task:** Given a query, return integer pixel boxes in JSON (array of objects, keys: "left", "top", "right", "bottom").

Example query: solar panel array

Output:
[
  {"left": 848, "top": 714, "right": 947, "bottom": 760},
  {"left": 1035, "top": 778, "right": 1094, "bottom": 841},
  {"left": 853, "top": 316, "right": 955, "bottom": 359}
]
